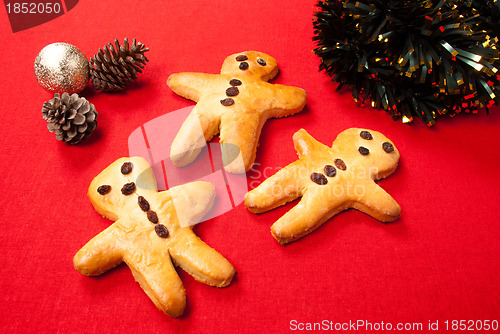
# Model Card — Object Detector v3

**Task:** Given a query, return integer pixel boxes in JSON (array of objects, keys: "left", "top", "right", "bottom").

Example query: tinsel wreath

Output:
[{"left": 313, "top": 0, "right": 500, "bottom": 125}]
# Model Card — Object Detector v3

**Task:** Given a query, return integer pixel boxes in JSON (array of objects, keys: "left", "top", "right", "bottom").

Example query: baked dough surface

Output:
[
  {"left": 245, "top": 128, "right": 401, "bottom": 244},
  {"left": 168, "top": 51, "right": 307, "bottom": 173},
  {"left": 74, "top": 157, "right": 235, "bottom": 317}
]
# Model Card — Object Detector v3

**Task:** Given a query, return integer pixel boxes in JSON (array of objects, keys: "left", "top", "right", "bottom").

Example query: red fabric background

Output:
[{"left": 1, "top": 1, "right": 499, "bottom": 333}]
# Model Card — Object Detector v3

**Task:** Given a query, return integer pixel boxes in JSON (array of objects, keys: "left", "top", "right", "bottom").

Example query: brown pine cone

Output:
[
  {"left": 89, "top": 38, "right": 149, "bottom": 91},
  {"left": 42, "top": 92, "right": 98, "bottom": 144}
]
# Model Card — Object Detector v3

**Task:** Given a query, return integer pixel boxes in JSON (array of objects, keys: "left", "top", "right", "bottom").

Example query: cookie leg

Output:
[
  {"left": 170, "top": 102, "right": 221, "bottom": 167},
  {"left": 245, "top": 160, "right": 307, "bottom": 213},
  {"left": 351, "top": 183, "right": 401, "bottom": 222},
  {"left": 125, "top": 249, "right": 186, "bottom": 317},
  {"left": 73, "top": 223, "right": 126, "bottom": 276},
  {"left": 271, "top": 190, "right": 348, "bottom": 245},
  {"left": 169, "top": 229, "right": 235, "bottom": 288},
  {"left": 219, "top": 111, "right": 262, "bottom": 173}
]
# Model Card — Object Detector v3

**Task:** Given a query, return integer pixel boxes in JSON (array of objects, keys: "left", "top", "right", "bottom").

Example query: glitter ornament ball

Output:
[{"left": 34, "top": 43, "right": 90, "bottom": 94}]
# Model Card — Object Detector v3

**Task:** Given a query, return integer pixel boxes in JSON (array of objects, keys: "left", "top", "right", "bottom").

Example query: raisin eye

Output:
[
  {"left": 360, "top": 131, "right": 373, "bottom": 140},
  {"left": 121, "top": 162, "right": 133, "bottom": 175},
  {"left": 382, "top": 142, "right": 394, "bottom": 153},
  {"left": 97, "top": 185, "right": 111, "bottom": 195},
  {"left": 257, "top": 58, "right": 266, "bottom": 66}
]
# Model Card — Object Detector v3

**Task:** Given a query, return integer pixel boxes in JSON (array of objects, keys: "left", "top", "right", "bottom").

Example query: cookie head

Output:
[
  {"left": 220, "top": 51, "right": 278, "bottom": 81},
  {"left": 333, "top": 128, "right": 400, "bottom": 179},
  {"left": 88, "top": 157, "right": 158, "bottom": 221}
]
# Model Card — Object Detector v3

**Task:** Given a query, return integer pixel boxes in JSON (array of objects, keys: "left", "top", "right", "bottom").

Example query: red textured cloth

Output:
[{"left": 1, "top": 1, "right": 499, "bottom": 333}]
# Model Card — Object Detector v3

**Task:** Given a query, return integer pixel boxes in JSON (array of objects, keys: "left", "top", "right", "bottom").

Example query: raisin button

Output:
[
  {"left": 220, "top": 98, "right": 234, "bottom": 106},
  {"left": 334, "top": 159, "right": 347, "bottom": 171},
  {"left": 324, "top": 165, "right": 337, "bottom": 177},
  {"left": 138, "top": 196, "right": 150, "bottom": 212},
  {"left": 155, "top": 224, "right": 169, "bottom": 238},
  {"left": 311, "top": 172, "right": 328, "bottom": 185},
  {"left": 226, "top": 87, "right": 239, "bottom": 96},
  {"left": 229, "top": 79, "right": 242, "bottom": 86},
  {"left": 358, "top": 146, "right": 370, "bottom": 155},
  {"left": 147, "top": 210, "right": 159, "bottom": 224}
]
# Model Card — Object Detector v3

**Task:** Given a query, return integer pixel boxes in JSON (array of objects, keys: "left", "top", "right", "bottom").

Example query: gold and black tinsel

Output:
[
  {"left": 89, "top": 38, "right": 149, "bottom": 92},
  {"left": 313, "top": 0, "right": 500, "bottom": 125},
  {"left": 42, "top": 92, "right": 98, "bottom": 144}
]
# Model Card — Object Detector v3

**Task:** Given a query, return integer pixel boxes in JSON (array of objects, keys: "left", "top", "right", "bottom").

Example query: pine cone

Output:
[
  {"left": 42, "top": 92, "right": 98, "bottom": 144},
  {"left": 89, "top": 38, "right": 149, "bottom": 91}
]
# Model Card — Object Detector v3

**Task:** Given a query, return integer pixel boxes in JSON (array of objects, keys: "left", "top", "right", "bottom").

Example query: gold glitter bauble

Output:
[{"left": 34, "top": 42, "right": 90, "bottom": 94}]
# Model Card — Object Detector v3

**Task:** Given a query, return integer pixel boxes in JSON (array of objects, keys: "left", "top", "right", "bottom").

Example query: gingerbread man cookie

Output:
[
  {"left": 73, "top": 157, "right": 235, "bottom": 317},
  {"left": 167, "top": 51, "right": 307, "bottom": 174},
  {"left": 245, "top": 128, "right": 401, "bottom": 245}
]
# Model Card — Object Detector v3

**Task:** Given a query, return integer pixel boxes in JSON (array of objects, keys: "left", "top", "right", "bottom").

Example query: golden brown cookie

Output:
[
  {"left": 74, "top": 157, "right": 235, "bottom": 317},
  {"left": 245, "top": 128, "right": 401, "bottom": 245},
  {"left": 167, "top": 51, "right": 307, "bottom": 174}
]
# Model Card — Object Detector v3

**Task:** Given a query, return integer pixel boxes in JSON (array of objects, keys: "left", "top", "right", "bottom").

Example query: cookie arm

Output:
[
  {"left": 124, "top": 247, "right": 186, "bottom": 317},
  {"left": 245, "top": 160, "right": 307, "bottom": 213},
  {"left": 167, "top": 72, "right": 221, "bottom": 102},
  {"left": 73, "top": 222, "right": 126, "bottom": 276},
  {"left": 169, "top": 229, "right": 236, "bottom": 288},
  {"left": 168, "top": 181, "right": 216, "bottom": 227},
  {"left": 293, "top": 129, "right": 330, "bottom": 158},
  {"left": 271, "top": 189, "right": 349, "bottom": 245},
  {"left": 352, "top": 182, "right": 401, "bottom": 222},
  {"left": 269, "top": 84, "right": 307, "bottom": 118}
]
